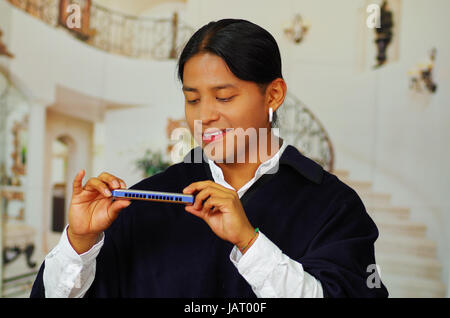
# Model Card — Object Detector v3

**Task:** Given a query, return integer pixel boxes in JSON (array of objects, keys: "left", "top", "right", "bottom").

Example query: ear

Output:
[{"left": 265, "top": 78, "right": 287, "bottom": 113}]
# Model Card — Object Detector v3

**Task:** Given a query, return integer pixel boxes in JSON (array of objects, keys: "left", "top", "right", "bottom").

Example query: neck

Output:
[{"left": 215, "top": 132, "right": 283, "bottom": 191}]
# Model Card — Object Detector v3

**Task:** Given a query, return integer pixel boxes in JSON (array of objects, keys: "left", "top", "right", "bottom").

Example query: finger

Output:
[
  {"left": 202, "top": 196, "right": 222, "bottom": 214},
  {"left": 108, "top": 199, "right": 131, "bottom": 220},
  {"left": 187, "top": 196, "right": 222, "bottom": 221},
  {"left": 191, "top": 186, "right": 219, "bottom": 210},
  {"left": 204, "top": 195, "right": 235, "bottom": 215},
  {"left": 183, "top": 180, "right": 231, "bottom": 195},
  {"left": 119, "top": 179, "right": 127, "bottom": 189},
  {"left": 98, "top": 172, "right": 125, "bottom": 190},
  {"left": 84, "top": 177, "right": 112, "bottom": 197},
  {"left": 184, "top": 204, "right": 205, "bottom": 219},
  {"left": 183, "top": 180, "right": 218, "bottom": 194},
  {"left": 72, "top": 169, "right": 85, "bottom": 196}
]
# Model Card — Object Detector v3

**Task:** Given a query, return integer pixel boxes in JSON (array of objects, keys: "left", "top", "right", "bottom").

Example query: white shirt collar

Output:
[{"left": 207, "top": 142, "right": 288, "bottom": 198}]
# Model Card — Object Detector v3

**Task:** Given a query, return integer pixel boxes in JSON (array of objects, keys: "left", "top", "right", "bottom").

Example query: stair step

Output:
[
  {"left": 358, "top": 192, "right": 391, "bottom": 205},
  {"left": 366, "top": 206, "right": 410, "bottom": 220},
  {"left": 374, "top": 218, "right": 427, "bottom": 238},
  {"left": 368, "top": 210, "right": 409, "bottom": 222},
  {"left": 387, "top": 286, "right": 445, "bottom": 298},
  {"left": 343, "top": 179, "right": 373, "bottom": 191},
  {"left": 381, "top": 274, "right": 446, "bottom": 298},
  {"left": 375, "top": 234, "right": 437, "bottom": 258},
  {"left": 333, "top": 169, "right": 350, "bottom": 179},
  {"left": 376, "top": 254, "right": 442, "bottom": 280},
  {"left": 327, "top": 171, "right": 445, "bottom": 298}
]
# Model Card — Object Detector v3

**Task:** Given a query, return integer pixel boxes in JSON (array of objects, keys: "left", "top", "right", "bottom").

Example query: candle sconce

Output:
[
  {"left": 409, "top": 48, "right": 438, "bottom": 94},
  {"left": 374, "top": 1, "right": 394, "bottom": 68},
  {"left": 283, "top": 14, "right": 311, "bottom": 44}
]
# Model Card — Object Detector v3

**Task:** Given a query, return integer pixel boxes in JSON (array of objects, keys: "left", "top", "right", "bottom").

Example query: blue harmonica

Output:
[{"left": 111, "top": 189, "right": 194, "bottom": 205}]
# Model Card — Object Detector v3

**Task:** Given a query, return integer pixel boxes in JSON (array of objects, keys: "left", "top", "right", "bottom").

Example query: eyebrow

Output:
[{"left": 182, "top": 84, "right": 238, "bottom": 92}]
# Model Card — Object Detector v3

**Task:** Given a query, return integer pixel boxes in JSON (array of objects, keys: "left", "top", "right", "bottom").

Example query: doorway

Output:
[{"left": 50, "top": 136, "right": 72, "bottom": 232}]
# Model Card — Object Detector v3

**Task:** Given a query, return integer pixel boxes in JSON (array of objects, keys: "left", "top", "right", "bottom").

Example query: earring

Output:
[{"left": 269, "top": 107, "right": 273, "bottom": 123}]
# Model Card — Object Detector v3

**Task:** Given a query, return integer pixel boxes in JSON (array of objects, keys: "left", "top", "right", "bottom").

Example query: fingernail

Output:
[
  {"left": 104, "top": 189, "right": 112, "bottom": 196},
  {"left": 120, "top": 181, "right": 126, "bottom": 189},
  {"left": 113, "top": 180, "right": 120, "bottom": 188}
]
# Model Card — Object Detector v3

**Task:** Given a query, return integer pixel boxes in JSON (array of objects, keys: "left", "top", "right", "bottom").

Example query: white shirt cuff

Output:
[
  {"left": 55, "top": 225, "right": 104, "bottom": 262},
  {"left": 229, "top": 231, "right": 323, "bottom": 298},
  {"left": 229, "top": 231, "right": 281, "bottom": 292},
  {"left": 43, "top": 225, "right": 104, "bottom": 298}
]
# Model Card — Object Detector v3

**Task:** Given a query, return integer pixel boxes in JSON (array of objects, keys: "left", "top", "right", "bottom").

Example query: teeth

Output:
[
  {"left": 203, "top": 129, "right": 233, "bottom": 141},
  {"left": 203, "top": 128, "right": 232, "bottom": 140},
  {"left": 204, "top": 130, "right": 223, "bottom": 138}
]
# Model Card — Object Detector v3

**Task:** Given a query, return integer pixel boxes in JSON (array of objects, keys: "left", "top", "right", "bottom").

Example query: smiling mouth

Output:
[{"left": 202, "top": 128, "right": 233, "bottom": 143}]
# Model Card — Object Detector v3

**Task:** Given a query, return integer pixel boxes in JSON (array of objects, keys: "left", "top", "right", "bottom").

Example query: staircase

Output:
[{"left": 334, "top": 169, "right": 446, "bottom": 298}]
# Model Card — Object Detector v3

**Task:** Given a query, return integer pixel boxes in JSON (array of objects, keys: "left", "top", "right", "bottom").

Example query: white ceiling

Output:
[{"left": 49, "top": 85, "right": 141, "bottom": 123}]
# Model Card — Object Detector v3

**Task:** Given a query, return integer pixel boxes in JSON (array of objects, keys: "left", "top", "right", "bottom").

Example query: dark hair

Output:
[{"left": 177, "top": 19, "right": 283, "bottom": 126}]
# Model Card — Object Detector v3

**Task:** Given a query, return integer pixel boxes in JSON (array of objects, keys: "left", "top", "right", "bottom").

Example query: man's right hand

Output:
[{"left": 67, "top": 170, "right": 131, "bottom": 254}]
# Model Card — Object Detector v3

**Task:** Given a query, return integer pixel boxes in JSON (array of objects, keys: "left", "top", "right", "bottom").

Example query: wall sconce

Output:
[
  {"left": 374, "top": 1, "right": 394, "bottom": 68},
  {"left": 283, "top": 14, "right": 310, "bottom": 44},
  {"left": 409, "top": 48, "right": 438, "bottom": 94}
]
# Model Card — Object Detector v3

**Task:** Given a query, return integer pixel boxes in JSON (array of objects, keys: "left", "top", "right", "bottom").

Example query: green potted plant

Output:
[{"left": 135, "top": 149, "right": 171, "bottom": 178}]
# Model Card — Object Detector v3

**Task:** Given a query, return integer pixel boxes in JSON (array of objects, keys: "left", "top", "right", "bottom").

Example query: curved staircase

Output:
[{"left": 334, "top": 169, "right": 446, "bottom": 298}]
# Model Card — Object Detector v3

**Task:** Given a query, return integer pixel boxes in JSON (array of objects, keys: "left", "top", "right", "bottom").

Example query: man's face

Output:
[{"left": 183, "top": 53, "right": 269, "bottom": 163}]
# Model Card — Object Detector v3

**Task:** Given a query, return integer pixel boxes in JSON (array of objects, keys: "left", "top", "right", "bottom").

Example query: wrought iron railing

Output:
[
  {"left": 277, "top": 93, "right": 334, "bottom": 172},
  {"left": 87, "top": 6, "right": 193, "bottom": 60},
  {"left": 5, "top": 0, "right": 194, "bottom": 60}
]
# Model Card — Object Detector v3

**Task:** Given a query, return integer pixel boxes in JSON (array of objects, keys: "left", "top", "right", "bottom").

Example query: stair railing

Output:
[{"left": 277, "top": 92, "right": 335, "bottom": 172}]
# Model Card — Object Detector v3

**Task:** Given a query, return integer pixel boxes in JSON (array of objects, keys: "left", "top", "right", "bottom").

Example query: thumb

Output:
[
  {"left": 185, "top": 204, "right": 206, "bottom": 220},
  {"left": 72, "top": 169, "right": 85, "bottom": 196},
  {"left": 108, "top": 199, "right": 131, "bottom": 220}
]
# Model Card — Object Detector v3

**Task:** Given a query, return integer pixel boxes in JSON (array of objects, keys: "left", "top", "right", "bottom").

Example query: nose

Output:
[{"left": 199, "top": 101, "right": 220, "bottom": 125}]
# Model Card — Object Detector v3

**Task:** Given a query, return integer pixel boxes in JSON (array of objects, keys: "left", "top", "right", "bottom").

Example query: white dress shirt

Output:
[{"left": 43, "top": 143, "right": 323, "bottom": 298}]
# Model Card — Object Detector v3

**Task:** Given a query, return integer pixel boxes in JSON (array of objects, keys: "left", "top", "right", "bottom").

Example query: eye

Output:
[
  {"left": 187, "top": 99, "right": 199, "bottom": 105},
  {"left": 216, "top": 96, "right": 235, "bottom": 102}
]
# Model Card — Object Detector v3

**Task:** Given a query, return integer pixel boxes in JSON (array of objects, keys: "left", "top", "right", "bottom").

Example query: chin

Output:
[
  {"left": 202, "top": 142, "right": 248, "bottom": 164},
  {"left": 202, "top": 143, "right": 227, "bottom": 163}
]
